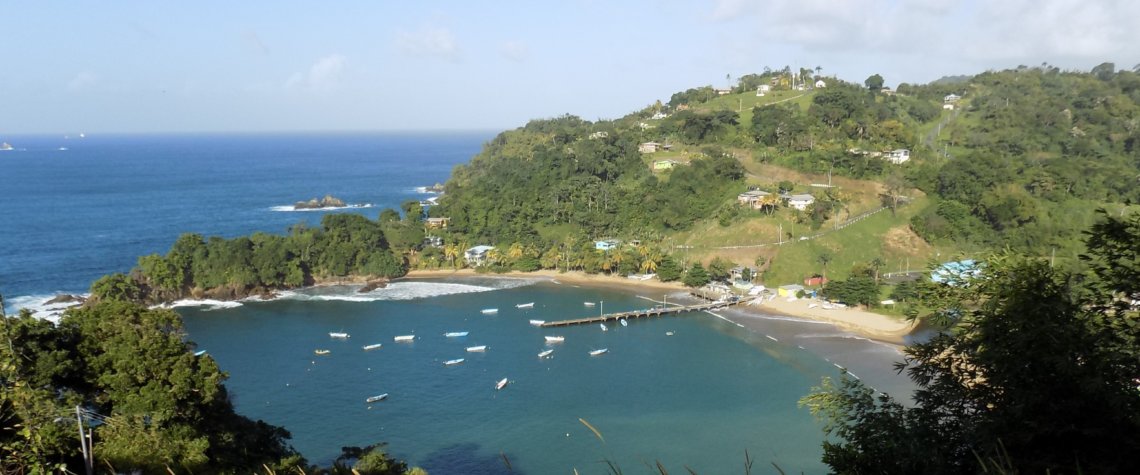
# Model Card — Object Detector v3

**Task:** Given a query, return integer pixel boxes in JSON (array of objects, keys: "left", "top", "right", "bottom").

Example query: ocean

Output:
[{"left": 0, "top": 133, "right": 911, "bottom": 473}]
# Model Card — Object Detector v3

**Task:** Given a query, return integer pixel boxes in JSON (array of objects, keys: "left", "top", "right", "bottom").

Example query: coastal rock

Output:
[
  {"left": 425, "top": 183, "right": 445, "bottom": 193},
  {"left": 358, "top": 279, "right": 389, "bottom": 293},
  {"left": 294, "top": 195, "right": 347, "bottom": 210},
  {"left": 46, "top": 294, "right": 86, "bottom": 305}
]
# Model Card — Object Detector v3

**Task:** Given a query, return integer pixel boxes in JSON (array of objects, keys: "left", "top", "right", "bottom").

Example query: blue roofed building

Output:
[{"left": 931, "top": 259, "right": 982, "bottom": 286}]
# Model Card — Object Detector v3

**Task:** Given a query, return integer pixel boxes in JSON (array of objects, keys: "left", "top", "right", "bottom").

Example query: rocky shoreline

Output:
[{"left": 292, "top": 195, "right": 346, "bottom": 210}]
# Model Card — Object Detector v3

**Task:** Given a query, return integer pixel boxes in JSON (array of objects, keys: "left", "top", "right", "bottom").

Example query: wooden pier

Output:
[{"left": 539, "top": 297, "right": 752, "bottom": 327}]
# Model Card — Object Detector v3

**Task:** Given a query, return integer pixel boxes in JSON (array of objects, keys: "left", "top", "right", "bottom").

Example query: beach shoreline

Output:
[{"left": 401, "top": 269, "right": 916, "bottom": 345}]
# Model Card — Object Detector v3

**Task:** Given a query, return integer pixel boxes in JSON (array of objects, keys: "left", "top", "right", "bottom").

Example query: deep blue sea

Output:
[{"left": 0, "top": 133, "right": 911, "bottom": 474}]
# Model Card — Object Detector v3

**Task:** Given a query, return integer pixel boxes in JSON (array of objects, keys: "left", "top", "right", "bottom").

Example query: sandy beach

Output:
[{"left": 402, "top": 269, "right": 917, "bottom": 344}]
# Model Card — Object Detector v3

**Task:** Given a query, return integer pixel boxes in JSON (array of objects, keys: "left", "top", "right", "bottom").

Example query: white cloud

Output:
[
  {"left": 396, "top": 26, "right": 461, "bottom": 61},
  {"left": 285, "top": 54, "right": 347, "bottom": 91},
  {"left": 501, "top": 41, "right": 530, "bottom": 62},
  {"left": 66, "top": 71, "right": 99, "bottom": 92}
]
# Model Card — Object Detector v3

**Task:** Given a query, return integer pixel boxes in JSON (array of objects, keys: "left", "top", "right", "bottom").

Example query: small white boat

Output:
[
  {"left": 516, "top": 302, "right": 535, "bottom": 309},
  {"left": 599, "top": 323, "right": 608, "bottom": 331},
  {"left": 329, "top": 332, "right": 350, "bottom": 339},
  {"left": 445, "top": 331, "right": 469, "bottom": 338},
  {"left": 496, "top": 378, "right": 509, "bottom": 390},
  {"left": 365, "top": 393, "right": 388, "bottom": 403},
  {"left": 314, "top": 349, "right": 331, "bottom": 355},
  {"left": 394, "top": 335, "right": 415, "bottom": 342},
  {"left": 193, "top": 350, "right": 207, "bottom": 357},
  {"left": 538, "top": 349, "right": 554, "bottom": 358},
  {"left": 481, "top": 308, "right": 499, "bottom": 314},
  {"left": 444, "top": 358, "right": 465, "bottom": 366},
  {"left": 665, "top": 331, "right": 675, "bottom": 336},
  {"left": 589, "top": 348, "right": 609, "bottom": 356},
  {"left": 544, "top": 336, "right": 565, "bottom": 343},
  {"left": 529, "top": 319, "right": 545, "bottom": 326},
  {"left": 362, "top": 343, "right": 383, "bottom": 351},
  {"left": 583, "top": 302, "right": 596, "bottom": 307},
  {"left": 620, "top": 319, "right": 628, "bottom": 327},
  {"left": 466, "top": 345, "right": 487, "bottom": 352}
]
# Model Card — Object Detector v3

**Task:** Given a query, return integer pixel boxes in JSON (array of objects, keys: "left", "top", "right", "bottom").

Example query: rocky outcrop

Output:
[
  {"left": 294, "top": 195, "right": 347, "bottom": 210},
  {"left": 46, "top": 294, "right": 86, "bottom": 305},
  {"left": 358, "top": 279, "right": 389, "bottom": 293}
]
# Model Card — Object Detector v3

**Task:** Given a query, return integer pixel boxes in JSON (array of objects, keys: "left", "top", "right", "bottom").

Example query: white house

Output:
[
  {"left": 884, "top": 149, "right": 911, "bottom": 164},
  {"left": 737, "top": 189, "right": 772, "bottom": 209},
  {"left": 464, "top": 245, "right": 495, "bottom": 266},
  {"left": 943, "top": 93, "right": 961, "bottom": 103},
  {"left": 595, "top": 239, "right": 621, "bottom": 251},
  {"left": 943, "top": 103, "right": 955, "bottom": 110},
  {"left": 783, "top": 193, "right": 815, "bottom": 211},
  {"left": 714, "top": 87, "right": 732, "bottom": 95},
  {"left": 638, "top": 142, "right": 662, "bottom": 153},
  {"left": 756, "top": 84, "right": 771, "bottom": 96},
  {"left": 814, "top": 79, "right": 826, "bottom": 88},
  {"left": 650, "top": 111, "right": 668, "bottom": 120}
]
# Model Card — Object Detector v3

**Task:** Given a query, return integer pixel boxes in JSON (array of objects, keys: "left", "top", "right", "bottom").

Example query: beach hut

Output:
[{"left": 777, "top": 284, "right": 805, "bottom": 298}]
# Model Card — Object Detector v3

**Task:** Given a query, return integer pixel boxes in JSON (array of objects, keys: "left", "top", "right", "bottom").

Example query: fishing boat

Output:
[
  {"left": 589, "top": 348, "right": 609, "bottom": 356},
  {"left": 444, "top": 358, "right": 465, "bottom": 366},
  {"left": 314, "top": 349, "right": 331, "bottom": 355},
  {"left": 481, "top": 308, "right": 499, "bottom": 314},
  {"left": 538, "top": 349, "right": 554, "bottom": 358},
  {"left": 495, "top": 378, "right": 509, "bottom": 390},
  {"left": 365, "top": 393, "right": 388, "bottom": 403},
  {"left": 599, "top": 323, "right": 608, "bottom": 331},
  {"left": 444, "top": 331, "right": 469, "bottom": 338},
  {"left": 529, "top": 319, "right": 545, "bottom": 326},
  {"left": 466, "top": 345, "right": 487, "bottom": 352},
  {"left": 329, "top": 332, "right": 350, "bottom": 339},
  {"left": 620, "top": 319, "right": 628, "bottom": 327},
  {"left": 665, "top": 331, "right": 675, "bottom": 336},
  {"left": 394, "top": 335, "right": 415, "bottom": 342},
  {"left": 583, "top": 301, "right": 596, "bottom": 307},
  {"left": 516, "top": 302, "right": 535, "bottom": 309},
  {"left": 362, "top": 343, "right": 383, "bottom": 351},
  {"left": 193, "top": 350, "right": 207, "bottom": 357},
  {"left": 544, "top": 336, "right": 565, "bottom": 343}
]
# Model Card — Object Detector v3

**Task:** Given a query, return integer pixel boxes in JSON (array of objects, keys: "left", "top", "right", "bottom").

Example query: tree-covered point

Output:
[{"left": 91, "top": 211, "right": 413, "bottom": 305}]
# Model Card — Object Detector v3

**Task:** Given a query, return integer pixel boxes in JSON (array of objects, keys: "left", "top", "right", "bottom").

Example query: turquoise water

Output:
[{"left": 180, "top": 278, "right": 855, "bottom": 474}]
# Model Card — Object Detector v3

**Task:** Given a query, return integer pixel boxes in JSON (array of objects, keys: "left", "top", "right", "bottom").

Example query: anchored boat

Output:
[
  {"left": 314, "top": 349, "right": 331, "bottom": 355},
  {"left": 444, "top": 331, "right": 469, "bottom": 338},
  {"left": 516, "top": 302, "right": 535, "bottom": 309},
  {"left": 365, "top": 393, "right": 388, "bottom": 403},
  {"left": 538, "top": 349, "right": 554, "bottom": 358},
  {"left": 544, "top": 335, "right": 565, "bottom": 343},
  {"left": 362, "top": 343, "right": 383, "bottom": 351},
  {"left": 444, "top": 358, "right": 465, "bottom": 366},
  {"left": 329, "top": 332, "right": 350, "bottom": 339},
  {"left": 394, "top": 335, "right": 415, "bottom": 342},
  {"left": 496, "top": 378, "right": 509, "bottom": 390},
  {"left": 589, "top": 348, "right": 609, "bottom": 356},
  {"left": 466, "top": 345, "right": 487, "bottom": 352}
]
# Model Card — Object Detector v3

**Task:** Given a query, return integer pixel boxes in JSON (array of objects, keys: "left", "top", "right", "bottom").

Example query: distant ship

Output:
[{"left": 0, "top": 142, "right": 12, "bottom": 151}]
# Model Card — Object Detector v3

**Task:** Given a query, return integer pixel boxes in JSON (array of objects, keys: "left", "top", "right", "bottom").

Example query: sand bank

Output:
[{"left": 402, "top": 269, "right": 916, "bottom": 344}]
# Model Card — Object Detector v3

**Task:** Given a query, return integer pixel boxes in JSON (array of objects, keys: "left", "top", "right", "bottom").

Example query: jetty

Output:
[{"left": 540, "top": 296, "right": 752, "bottom": 328}]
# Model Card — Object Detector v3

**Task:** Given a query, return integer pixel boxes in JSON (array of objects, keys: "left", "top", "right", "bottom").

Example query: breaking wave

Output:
[
  {"left": 3, "top": 293, "right": 89, "bottom": 324},
  {"left": 269, "top": 203, "right": 375, "bottom": 212}
]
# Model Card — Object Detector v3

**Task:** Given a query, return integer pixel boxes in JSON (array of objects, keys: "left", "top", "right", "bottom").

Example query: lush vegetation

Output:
[{"left": 800, "top": 210, "right": 1140, "bottom": 474}]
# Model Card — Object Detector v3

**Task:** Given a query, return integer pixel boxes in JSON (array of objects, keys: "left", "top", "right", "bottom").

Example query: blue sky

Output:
[{"left": 2, "top": 0, "right": 1137, "bottom": 134}]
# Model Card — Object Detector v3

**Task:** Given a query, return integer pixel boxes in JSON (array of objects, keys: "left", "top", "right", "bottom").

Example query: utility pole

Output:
[{"left": 76, "top": 406, "right": 93, "bottom": 475}]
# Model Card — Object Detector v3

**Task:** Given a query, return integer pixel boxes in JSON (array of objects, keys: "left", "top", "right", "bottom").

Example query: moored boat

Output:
[
  {"left": 194, "top": 350, "right": 207, "bottom": 356},
  {"left": 394, "top": 335, "right": 415, "bottom": 342},
  {"left": 538, "top": 349, "right": 554, "bottom": 358},
  {"left": 365, "top": 393, "right": 388, "bottom": 403},
  {"left": 583, "top": 301, "right": 596, "bottom": 307},
  {"left": 599, "top": 323, "right": 607, "bottom": 331},
  {"left": 544, "top": 335, "right": 565, "bottom": 343},
  {"left": 516, "top": 302, "right": 535, "bottom": 309},
  {"left": 620, "top": 319, "right": 628, "bottom": 327},
  {"left": 444, "top": 331, "right": 469, "bottom": 338},
  {"left": 589, "top": 348, "right": 609, "bottom": 356},
  {"left": 466, "top": 345, "right": 487, "bottom": 352},
  {"left": 444, "top": 358, "right": 465, "bottom": 366},
  {"left": 362, "top": 343, "right": 383, "bottom": 351},
  {"left": 481, "top": 308, "right": 499, "bottom": 314},
  {"left": 665, "top": 331, "right": 675, "bottom": 336},
  {"left": 329, "top": 332, "right": 350, "bottom": 339},
  {"left": 529, "top": 319, "right": 545, "bottom": 326},
  {"left": 496, "top": 378, "right": 509, "bottom": 390},
  {"left": 314, "top": 349, "right": 331, "bottom": 355}
]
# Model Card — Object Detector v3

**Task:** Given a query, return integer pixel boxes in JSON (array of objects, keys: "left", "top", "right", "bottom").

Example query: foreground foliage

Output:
[{"left": 801, "top": 211, "right": 1140, "bottom": 474}]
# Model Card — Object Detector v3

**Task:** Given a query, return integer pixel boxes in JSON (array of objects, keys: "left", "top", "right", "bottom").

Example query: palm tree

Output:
[
  {"left": 507, "top": 242, "right": 524, "bottom": 259},
  {"left": 640, "top": 248, "right": 662, "bottom": 274},
  {"left": 870, "top": 257, "right": 885, "bottom": 284},
  {"left": 818, "top": 252, "right": 833, "bottom": 281},
  {"left": 443, "top": 244, "right": 460, "bottom": 269}
]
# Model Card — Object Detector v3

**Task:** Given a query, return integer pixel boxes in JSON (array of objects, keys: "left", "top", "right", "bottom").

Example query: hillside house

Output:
[
  {"left": 782, "top": 193, "right": 816, "bottom": 211},
  {"left": 756, "top": 84, "right": 771, "bottom": 96},
  {"left": 425, "top": 217, "right": 450, "bottom": 229},
  {"left": 588, "top": 131, "right": 609, "bottom": 139},
  {"left": 639, "top": 142, "right": 662, "bottom": 153},
  {"left": 944, "top": 93, "right": 961, "bottom": 103},
  {"left": 814, "top": 79, "right": 826, "bottom": 88},
  {"left": 653, "top": 159, "right": 679, "bottom": 171},
  {"left": 650, "top": 111, "right": 668, "bottom": 120},
  {"left": 803, "top": 275, "right": 828, "bottom": 287},
  {"left": 737, "top": 189, "right": 774, "bottom": 209},
  {"left": 943, "top": 103, "right": 955, "bottom": 110},
  {"left": 884, "top": 149, "right": 911, "bottom": 164},
  {"left": 730, "top": 266, "right": 757, "bottom": 282},
  {"left": 931, "top": 259, "right": 982, "bottom": 286},
  {"left": 595, "top": 239, "right": 621, "bottom": 251},
  {"left": 714, "top": 87, "right": 732, "bottom": 95},
  {"left": 464, "top": 245, "right": 495, "bottom": 266},
  {"left": 423, "top": 236, "right": 443, "bottom": 248},
  {"left": 880, "top": 87, "right": 895, "bottom": 96}
]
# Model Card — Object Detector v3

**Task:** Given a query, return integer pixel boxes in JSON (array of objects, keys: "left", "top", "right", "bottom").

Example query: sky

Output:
[{"left": 2, "top": 0, "right": 1138, "bottom": 134}]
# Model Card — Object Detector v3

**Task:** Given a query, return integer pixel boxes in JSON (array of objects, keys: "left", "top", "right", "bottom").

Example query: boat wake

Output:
[
  {"left": 167, "top": 299, "right": 246, "bottom": 311},
  {"left": 269, "top": 203, "right": 375, "bottom": 212}
]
